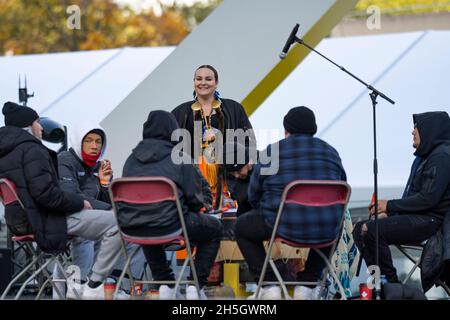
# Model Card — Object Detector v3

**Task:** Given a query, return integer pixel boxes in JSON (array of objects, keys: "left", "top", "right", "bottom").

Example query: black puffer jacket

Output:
[
  {"left": 387, "top": 111, "right": 450, "bottom": 219},
  {"left": 58, "top": 148, "right": 111, "bottom": 210},
  {"left": 122, "top": 111, "right": 212, "bottom": 237},
  {"left": 0, "top": 126, "right": 84, "bottom": 253},
  {"left": 420, "top": 211, "right": 450, "bottom": 292}
]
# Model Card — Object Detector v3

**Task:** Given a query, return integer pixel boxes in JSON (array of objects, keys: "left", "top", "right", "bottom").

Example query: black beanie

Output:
[
  {"left": 223, "top": 142, "right": 250, "bottom": 172},
  {"left": 283, "top": 106, "right": 317, "bottom": 135},
  {"left": 2, "top": 101, "right": 39, "bottom": 128}
]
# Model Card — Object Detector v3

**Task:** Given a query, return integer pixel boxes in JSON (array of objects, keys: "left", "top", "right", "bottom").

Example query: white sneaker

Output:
[
  {"left": 247, "top": 285, "right": 282, "bottom": 300},
  {"left": 186, "top": 285, "right": 207, "bottom": 300},
  {"left": 83, "top": 283, "right": 105, "bottom": 300},
  {"left": 159, "top": 285, "right": 184, "bottom": 300},
  {"left": 115, "top": 289, "right": 130, "bottom": 300},
  {"left": 66, "top": 279, "right": 83, "bottom": 300},
  {"left": 293, "top": 285, "right": 321, "bottom": 300}
]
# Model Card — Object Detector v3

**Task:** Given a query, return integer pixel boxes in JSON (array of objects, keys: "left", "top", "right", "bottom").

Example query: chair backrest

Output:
[
  {"left": 283, "top": 180, "right": 350, "bottom": 207},
  {"left": 110, "top": 177, "right": 177, "bottom": 205},
  {"left": 276, "top": 180, "right": 351, "bottom": 246},
  {"left": 108, "top": 177, "right": 184, "bottom": 241},
  {"left": 0, "top": 178, "right": 24, "bottom": 208}
]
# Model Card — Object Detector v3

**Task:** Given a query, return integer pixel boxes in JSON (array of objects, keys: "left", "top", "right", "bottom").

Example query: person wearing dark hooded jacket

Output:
[
  {"left": 122, "top": 110, "right": 223, "bottom": 300},
  {"left": 353, "top": 111, "right": 450, "bottom": 284},
  {"left": 0, "top": 102, "right": 121, "bottom": 299},
  {"left": 58, "top": 122, "right": 145, "bottom": 297}
]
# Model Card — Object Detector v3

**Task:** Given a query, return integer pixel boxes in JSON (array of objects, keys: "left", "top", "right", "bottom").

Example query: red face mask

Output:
[{"left": 81, "top": 150, "right": 100, "bottom": 168}]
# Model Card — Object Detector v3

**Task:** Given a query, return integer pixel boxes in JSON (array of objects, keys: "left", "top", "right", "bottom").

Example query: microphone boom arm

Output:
[{"left": 293, "top": 37, "right": 395, "bottom": 105}]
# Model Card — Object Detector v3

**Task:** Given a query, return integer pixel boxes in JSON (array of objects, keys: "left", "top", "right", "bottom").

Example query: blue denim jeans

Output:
[{"left": 71, "top": 237, "right": 146, "bottom": 281}]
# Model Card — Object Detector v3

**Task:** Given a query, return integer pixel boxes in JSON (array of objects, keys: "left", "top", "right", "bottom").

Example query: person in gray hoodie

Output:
[{"left": 58, "top": 122, "right": 145, "bottom": 298}]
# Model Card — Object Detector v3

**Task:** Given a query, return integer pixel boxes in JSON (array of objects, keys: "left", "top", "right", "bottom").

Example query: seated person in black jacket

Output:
[
  {"left": 353, "top": 111, "right": 450, "bottom": 283},
  {"left": 122, "top": 110, "right": 223, "bottom": 300},
  {"left": 0, "top": 102, "right": 121, "bottom": 299}
]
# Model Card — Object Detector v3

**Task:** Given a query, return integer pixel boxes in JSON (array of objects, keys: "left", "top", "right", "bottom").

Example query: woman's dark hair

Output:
[{"left": 195, "top": 65, "right": 219, "bottom": 82}]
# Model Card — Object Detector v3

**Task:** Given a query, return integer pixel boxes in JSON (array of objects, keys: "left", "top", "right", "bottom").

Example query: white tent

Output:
[
  {"left": 1, "top": 31, "right": 449, "bottom": 207},
  {"left": 0, "top": 46, "right": 175, "bottom": 129}
]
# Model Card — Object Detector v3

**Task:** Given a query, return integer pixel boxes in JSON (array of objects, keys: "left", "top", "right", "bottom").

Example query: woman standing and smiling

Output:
[{"left": 172, "top": 65, "right": 254, "bottom": 210}]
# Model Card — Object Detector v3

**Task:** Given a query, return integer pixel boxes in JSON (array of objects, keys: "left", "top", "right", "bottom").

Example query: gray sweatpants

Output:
[{"left": 66, "top": 209, "right": 121, "bottom": 283}]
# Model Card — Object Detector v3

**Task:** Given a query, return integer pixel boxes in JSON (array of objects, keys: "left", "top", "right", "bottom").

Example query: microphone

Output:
[{"left": 279, "top": 23, "right": 299, "bottom": 59}]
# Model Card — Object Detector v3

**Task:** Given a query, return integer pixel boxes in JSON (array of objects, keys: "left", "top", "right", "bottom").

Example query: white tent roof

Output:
[
  {"left": 0, "top": 46, "right": 175, "bottom": 128},
  {"left": 1, "top": 31, "right": 449, "bottom": 206},
  {"left": 250, "top": 30, "right": 450, "bottom": 206}
]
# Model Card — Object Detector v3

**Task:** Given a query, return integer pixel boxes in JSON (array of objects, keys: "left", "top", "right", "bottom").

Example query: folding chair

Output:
[
  {"left": 109, "top": 176, "right": 201, "bottom": 300},
  {"left": 0, "top": 178, "right": 75, "bottom": 300},
  {"left": 255, "top": 180, "right": 351, "bottom": 300},
  {"left": 396, "top": 243, "right": 450, "bottom": 296}
]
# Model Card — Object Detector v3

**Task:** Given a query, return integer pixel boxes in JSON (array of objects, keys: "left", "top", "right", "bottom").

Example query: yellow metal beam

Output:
[{"left": 242, "top": 0, "right": 359, "bottom": 116}]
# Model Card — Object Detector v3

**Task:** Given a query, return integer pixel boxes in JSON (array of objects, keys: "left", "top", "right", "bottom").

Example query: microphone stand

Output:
[{"left": 293, "top": 36, "right": 395, "bottom": 300}]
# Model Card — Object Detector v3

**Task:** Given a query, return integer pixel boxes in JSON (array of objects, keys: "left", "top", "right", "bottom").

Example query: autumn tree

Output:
[{"left": 0, "top": 0, "right": 189, "bottom": 55}]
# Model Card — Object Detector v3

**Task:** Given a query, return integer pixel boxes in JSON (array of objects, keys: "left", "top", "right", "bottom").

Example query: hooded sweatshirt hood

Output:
[
  {"left": 413, "top": 111, "right": 450, "bottom": 157},
  {"left": 132, "top": 110, "right": 181, "bottom": 164},
  {"left": 69, "top": 122, "right": 107, "bottom": 161},
  {"left": 143, "top": 110, "right": 179, "bottom": 141}
]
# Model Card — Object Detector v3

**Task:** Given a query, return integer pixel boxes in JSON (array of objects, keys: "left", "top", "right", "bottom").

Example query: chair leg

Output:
[
  {"left": 396, "top": 246, "right": 422, "bottom": 284},
  {"left": 50, "top": 256, "right": 76, "bottom": 300},
  {"left": 269, "top": 259, "right": 291, "bottom": 299},
  {"left": 36, "top": 277, "right": 54, "bottom": 300},
  {"left": 1, "top": 251, "right": 46, "bottom": 299},
  {"left": 38, "top": 257, "right": 65, "bottom": 300},
  {"left": 436, "top": 280, "right": 450, "bottom": 297},
  {"left": 402, "top": 259, "right": 421, "bottom": 285},
  {"left": 185, "top": 244, "right": 201, "bottom": 297},
  {"left": 314, "top": 248, "right": 347, "bottom": 300},
  {"left": 255, "top": 238, "right": 279, "bottom": 300},
  {"left": 174, "top": 258, "right": 190, "bottom": 298},
  {"left": 14, "top": 256, "right": 54, "bottom": 299},
  {"left": 125, "top": 246, "right": 140, "bottom": 296},
  {"left": 113, "top": 250, "right": 137, "bottom": 300},
  {"left": 113, "top": 241, "right": 135, "bottom": 300}
]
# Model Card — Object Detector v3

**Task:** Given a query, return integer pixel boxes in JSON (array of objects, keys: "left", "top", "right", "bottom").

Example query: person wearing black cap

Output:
[
  {"left": 0, "top": 101, "right": 122, "bottom": 299},
  {"left": 234, "top": 106, "right": 347, "bottom": 300},
  {"left": 1, "top": 101, "right": 42, "bottom": 138},
  {"left": 122, "top": 110, "right": 223, "bottom": 300}
]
